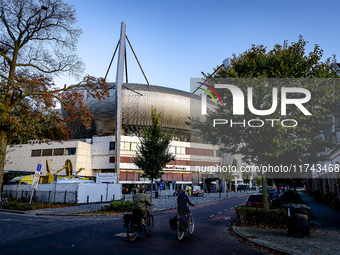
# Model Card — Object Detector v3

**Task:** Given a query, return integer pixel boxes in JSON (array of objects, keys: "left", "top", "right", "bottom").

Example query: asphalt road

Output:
[{"left": 0, "top": 196, "right": 266, "bottom": 255}]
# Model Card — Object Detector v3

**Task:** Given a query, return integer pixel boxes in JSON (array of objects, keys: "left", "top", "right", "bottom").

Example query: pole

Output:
[
  {"left": 115, "top": 21, "right": 126, "bottom": 184},
  {"left": 29, "top": 189, "right": 34, "bottom": 204}
]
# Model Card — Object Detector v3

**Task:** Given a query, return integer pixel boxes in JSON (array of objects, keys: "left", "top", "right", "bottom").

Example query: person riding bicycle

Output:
[
  {"left": 177, "top": 188, "right": 195, "bottom": 215},
  {"left": 133, "top": 186, "right": 153, "bottom": 225}
]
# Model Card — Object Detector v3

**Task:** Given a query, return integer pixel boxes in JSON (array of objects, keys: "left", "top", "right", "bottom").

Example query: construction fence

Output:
[{"left": 2, "top": 183, "right": 122, "bottom": 204}]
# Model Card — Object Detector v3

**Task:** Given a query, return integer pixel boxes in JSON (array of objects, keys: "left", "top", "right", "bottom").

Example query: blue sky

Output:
[{"left": 55, "top": 0, "right": 340, "bottom": 92}]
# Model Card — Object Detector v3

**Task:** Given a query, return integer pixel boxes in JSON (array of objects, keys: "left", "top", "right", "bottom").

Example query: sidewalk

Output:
[{"left": 233, "top": 192, "right": 340, "bottom": 255}]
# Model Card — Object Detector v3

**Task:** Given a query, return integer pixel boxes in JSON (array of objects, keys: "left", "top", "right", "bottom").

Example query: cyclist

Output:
[
  {"left": 177, "top": 189, "right": 195, "bottom": 215},
  {"left": 133, "top": 186, "right": 153, "bottom": 225}
]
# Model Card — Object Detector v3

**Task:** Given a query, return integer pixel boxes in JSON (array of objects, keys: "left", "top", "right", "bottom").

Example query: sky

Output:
[{"left": 54, "top": 0, "right": 340, "bottom": 92}]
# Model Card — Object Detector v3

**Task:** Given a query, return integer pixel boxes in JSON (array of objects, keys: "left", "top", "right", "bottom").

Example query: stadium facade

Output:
[{"left": 5, "top": 83, "right": 235, "bottom": 192}]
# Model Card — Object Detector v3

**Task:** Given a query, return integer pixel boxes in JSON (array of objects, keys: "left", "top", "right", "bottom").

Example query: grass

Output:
[{"left": 3, "top": 198, "right": 78, "bottom": 211}]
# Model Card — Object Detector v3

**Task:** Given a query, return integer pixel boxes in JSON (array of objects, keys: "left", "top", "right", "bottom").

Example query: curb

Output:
[
  {"left": 232, "top": 222, "right": 301, "bottom": 255},
  {"left": 0, "top": 208, "right": 26, "bottom": 214},
  {"left": 35, "top": 213, "right": 122, "bottom": 217}
]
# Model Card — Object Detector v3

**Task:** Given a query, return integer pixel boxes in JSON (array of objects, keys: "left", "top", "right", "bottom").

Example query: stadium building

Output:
[{"left": 5, "top": 83, "right": 226, "bottom": 193}]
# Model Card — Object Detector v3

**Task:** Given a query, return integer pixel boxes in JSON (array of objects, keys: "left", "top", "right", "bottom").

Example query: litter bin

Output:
[{"left": 285, "top": 204, "right": 310, "bottom": 238}]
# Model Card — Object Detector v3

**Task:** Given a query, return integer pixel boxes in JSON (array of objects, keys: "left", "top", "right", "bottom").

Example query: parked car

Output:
[
  {"left": 267, "top": 189, "right": 278, "bottom": 201},
  {"left": 295, "top": 187, "right": 305, "bottom": 192},
  {"left": 245, "top": 194, "right": 273, "bottom": 207},
  {"left": 192, "top": 186, "right": 204, "bottom": 196},
  {"left": 276, "top": 189, "right": 284, "bottom": 198}
]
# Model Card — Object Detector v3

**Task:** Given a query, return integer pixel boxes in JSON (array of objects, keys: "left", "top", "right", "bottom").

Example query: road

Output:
[{"left": 0, "top": 195, "right": 266, "bottom": 255}]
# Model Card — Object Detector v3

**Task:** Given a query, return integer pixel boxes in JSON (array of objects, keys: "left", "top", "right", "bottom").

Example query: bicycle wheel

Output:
[
  {"left": 176, "top": 220, "right": 184, "bottom": 240},
  {"left": 127, "top": 223, "right": 139, "bottom": 241},
  {"left": 144, "top": 214, "right": 154, "bottom": 235},
  {"left": 188, "top": 214, "right": 194, "bottom": 235}
]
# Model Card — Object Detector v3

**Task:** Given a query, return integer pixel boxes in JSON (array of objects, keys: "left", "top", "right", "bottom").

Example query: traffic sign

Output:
[{"left": 32, "top": 164, "right": 42, "bottom": 189}]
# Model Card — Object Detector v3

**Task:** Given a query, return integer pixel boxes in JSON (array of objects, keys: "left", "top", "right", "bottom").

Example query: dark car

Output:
[
  {"left": 245, "top": 194, "right": 273, "bottom": 207},
  {"left": 267, "top": 189, "right": 278, "bottom": 201}
]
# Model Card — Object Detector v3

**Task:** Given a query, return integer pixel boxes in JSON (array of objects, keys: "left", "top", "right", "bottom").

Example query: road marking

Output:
[
  {"left": 218, "top": 211, "right": 222, "bottom": 214},
  {"left": 209, "top": 215, "right": 214, "bottom": 218},
  {"left": 114, "top": 232, "right": 127, "bottom": 237},
  {"left": 230, "top": 207, "right": 233, "bottom": 209},
  {"left": 225, "top": 209, "right": 228, "bottom": 211}
]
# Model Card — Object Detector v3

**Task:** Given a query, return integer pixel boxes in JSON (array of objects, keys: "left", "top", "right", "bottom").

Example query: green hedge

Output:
[
  {"left": 236, "top": 206, "right": 288, "bottom": 228},
  {"left": 101, "top": 201, "right": 133, "bottom": 212},
  {"left": 4, "top": 202, "right": 32, "bottom": 211},
  {"left": 310, "top": 191, "right": 340, "bottom": 209},
  {"left": 281, "top": 190, "right": 304, "bottom": 204}
]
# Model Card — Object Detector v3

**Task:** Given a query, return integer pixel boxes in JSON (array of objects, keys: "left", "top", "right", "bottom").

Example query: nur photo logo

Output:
[{"left": 198, "top": 81, "right": 312, "bottom": 128}]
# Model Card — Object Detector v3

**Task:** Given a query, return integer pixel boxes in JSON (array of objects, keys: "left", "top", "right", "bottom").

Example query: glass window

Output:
[
  {"left": 65, "top": 147, "right": 76, "bottom": 155},
  {"left": 42, "top": 149, "right": 53, "bottom": 156},
  {"left": 109, "top": 142, "right": 115, "bottom": 151},
  {"left": 31, "top": 150, "right": 41, "bottom": 157},
  {"left": 131, "top": 143, "right": 137, "bottom": 151},
  {"left": 176, "top": 147, "right": 185, "bottom": 155},
  {"left": 170, "top": 146, "right": 176, "bottom": 154},
  {"left": 53, "top": 148, "right": 64, "bottom": 156},
  {"left": 124, "top": 142, "right": 131, "bottom": 151}
]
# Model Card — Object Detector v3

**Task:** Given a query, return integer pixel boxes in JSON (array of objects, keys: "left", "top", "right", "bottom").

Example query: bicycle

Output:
[
  {"left": 0, "top": 197, "right": 8, "bottom": 209},
  {"left": 170, "top": 206, "right": 194, "bottom": 240},
  {"left": 126, "top": 210, "right": 154, "bottom": 242}
]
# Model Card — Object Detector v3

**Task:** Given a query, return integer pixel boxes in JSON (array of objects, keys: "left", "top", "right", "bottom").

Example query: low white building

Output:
[{"left": 5, "top": 135, "right": 221, "bottom": 189}]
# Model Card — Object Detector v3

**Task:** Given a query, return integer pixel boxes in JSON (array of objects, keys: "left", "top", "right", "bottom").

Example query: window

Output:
[
  {"left": 109, "top": 142, "right": 115, "bottom": 151},
  {"left": 42, "top": 149, "right": 53, "bottom": 156},
  {"left": 214, "top": 150, "right": 220, "bottom": 157},
  {"left": 175, "top": 147, "right": 185, "bottom": 155},
  {"left": 170, "top": 146, "right": 176, "bottom": 154},
  {"left": 124, "top": 142, "right": 131, "bottom": 151},
  {"left": 131, "top": 143, "right": 137, "bottom": 151},
  {"left": 31, "top": 150, "right": 42, "bottom": 157},
  {"left": 65, "top": 147, "right": 76, "bottom": 155},
  {"left": 53, "top": 148, "right": 64, "bottom": 156}
]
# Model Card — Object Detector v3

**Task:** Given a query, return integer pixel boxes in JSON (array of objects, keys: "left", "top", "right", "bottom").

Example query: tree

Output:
[
  {"left": 242, "top": 171, "right": 251, "bottom": 187},
  {"left": 254, "top": 174, "right": 262, "bottom": 187},
  {"left": 197, "top": 36, "right": 340, "bottom": 209},
  {"left": 133, "top": 107, "right": 175, "bottom": 202},
  {"left": 0, "top": 0, "right": 109, "bottom": 196},
  {"left": 220, "top": 163, "right": 233, "bottom": 196}
]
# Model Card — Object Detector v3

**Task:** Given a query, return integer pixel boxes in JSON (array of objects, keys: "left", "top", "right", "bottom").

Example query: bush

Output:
[
  {"left": 311, "top": 190, "right": 324, "bottom": 203},
  {"left": 236, "top": 206, "right": 288, "bottom": 228},
  {"left": 281, "top": 190, "right": 304, "bottom": 204},
  {"left": 101, "top": 201, "right": 133, "bottom": 212},
  {"left": 323, "top": 192, "right": 340, "bottom": 209},
  {"left": 4, "top": 202, "right": 32, "bottom": 211}
]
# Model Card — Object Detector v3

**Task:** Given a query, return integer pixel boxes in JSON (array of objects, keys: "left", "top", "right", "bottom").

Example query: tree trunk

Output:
[
  {"left": 262, "top": 175, "right": 269, "bottom": 210},
  {"left": 150, "top": 178, "right": 153, "bottom": 203},
  {"left": 0, "top": 130, "right": 9, "bottom": 200}
]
